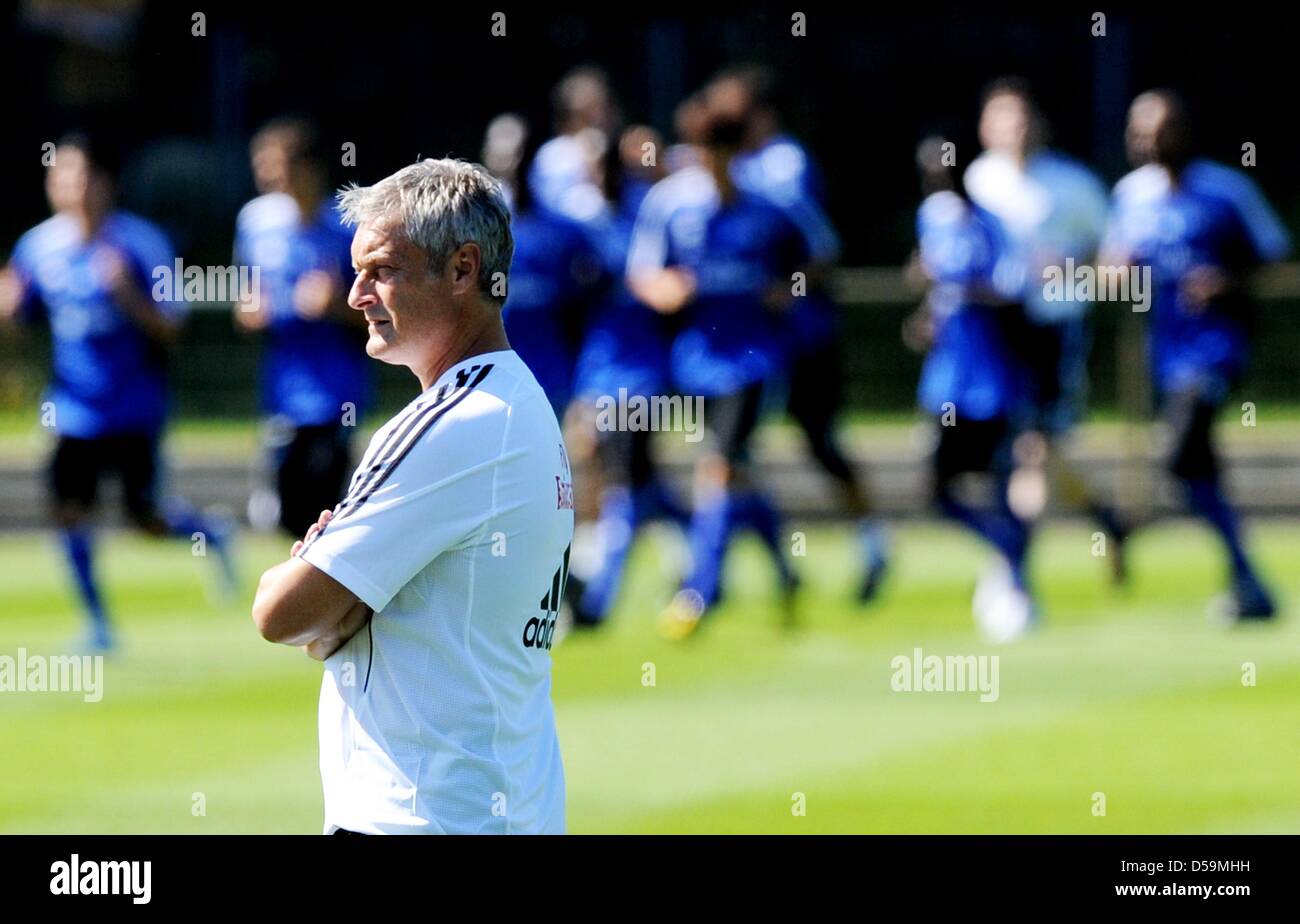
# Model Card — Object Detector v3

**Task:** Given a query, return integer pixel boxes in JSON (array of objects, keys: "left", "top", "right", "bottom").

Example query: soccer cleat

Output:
[
  {"left": 1208, "top": 579, "right": 1278, "bottom": 625},
  {"left": 81, "top": 624, "right": 115, "bottom": 654},
  {"left": 856, "top": 520, "right": 891, "bottom": 603},
  {"left": 1107, "top": 530, "right": 1129, "bottom": 587},
  {"left": 781, "top": 573, "right": 802, "bottom": 630},
  {"left": 658, "top": 589, "right": 706, "bottom": 641},
  {"left": 1095, "top": 508, "right": 1131, "bottom": 586},
  {"left": 857, "top": 554, "right": 888, "bottom": 603}
]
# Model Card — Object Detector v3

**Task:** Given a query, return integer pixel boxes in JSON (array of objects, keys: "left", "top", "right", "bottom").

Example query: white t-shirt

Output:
[{"left": 300, "top": 350, "right": 574, "bottom": 834}]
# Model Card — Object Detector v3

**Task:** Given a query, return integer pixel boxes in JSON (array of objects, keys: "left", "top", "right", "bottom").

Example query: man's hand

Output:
[
  {"left": 901, "top": 302, "right": 935, "bottom": 354},
  {"left": 762, "top": 280, "right": 798, "bottom": 314},
  {"left": 1180, "top": 264, "right": 1232, "bottom": 314},
  {"left": 93, "top": 247, "right": 181, "bottom": 345},
  {"left": 253, "top": 507, "right": 365, "bottom": 648},
  {"left": 292, "top": 269, "right": 337, "bottom": 320},
  {"left": 234, "top": 296, "right": 271, "bottom": 332},
  {"left": 0, "top": 266, "right": 25, "bottom": 323},
  {"left": 301, "top": 599, "right": 372, "bottom": 661},
  {"left": 628, "top": 267, "right": 697, "bottom": 315},
  {"left": 292, "top": 508, "right": 334, "bottom": 557}
]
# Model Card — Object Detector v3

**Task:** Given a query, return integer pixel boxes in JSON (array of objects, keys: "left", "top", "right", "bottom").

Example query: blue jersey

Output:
[
  {"left": 9, "top": 210, "right": 181, "bottom": 438},
  {"left": 915, "top": 192, "right": 1022, "bottom": 420},
  {"left": 573, "top": 203, "right": 674, "bottom": 401},
  {"left": 503, "top": 207, "right": 604, "bottom": 412},
  {"left": 1106, "top": 160, "right": 1290, "bottom": 393},
  {"left": 628, "top": 166, "right": 809, "bottom": 397},
  {"left": 234, "top": 194, "right": 368, "bottom": 426},
  {"left": 732, "top": 135, "right": 840, "bottom": 351}
]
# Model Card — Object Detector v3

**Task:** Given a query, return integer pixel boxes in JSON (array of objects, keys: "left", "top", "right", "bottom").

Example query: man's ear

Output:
[{"left": 448, "top": 243, "right": 483, "bottom": 296}]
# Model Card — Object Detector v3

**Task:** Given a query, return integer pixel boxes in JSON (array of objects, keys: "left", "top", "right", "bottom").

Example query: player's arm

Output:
[
  {"left": 293, "top": 268, "right": 360, "bottom": 324},
  {"left": 625, "top": 185, "right": 696, "bottom": 314},
  {"left": 253, "top": 556, "right": 367, "bottom": 647},
  {"left": 628, "top": 266, "right": 696, "bottom": 314},
  {"left": 763, "top": 209, "right": 822, "bottom": 314},
  {"left": 230, "top": 231, "right": 271, "bottom": 332},
  {"left": 100, "top": 250, "right": 182, "bottom": 346},
  {"left": 0, "top": 265, "right": 30, "bottom": 327},
  {"left": 253, "top": 510, "right": 369, "bottom": 650}
]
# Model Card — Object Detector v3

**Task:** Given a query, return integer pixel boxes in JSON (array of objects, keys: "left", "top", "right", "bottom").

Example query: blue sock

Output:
[
  {"left": 162, "top": 501, "right": 214, "bottom": 542},
  {"left": 731, "top": 489, "right": 795, "bottom": 587},
  {"left": 938, "top": 488, "right": 1030, "bottom": 589},
  {"left": 580, "top": 486, "right": 640, "bottom": 622},
  {"left": 638, "top": 479, "right": 690, "bottom": 527},
  {"left": 683, "top": 490, "right": 735, "bottom": 607},
  {"left": 163, "top": 500, "right": 237, "bottom": 591},
  {"left": 1184, "top": 477, "right": 1255, "bottom": 583},
  {"left": 60, "top": 528, "right": 109, "bottom": 637}
]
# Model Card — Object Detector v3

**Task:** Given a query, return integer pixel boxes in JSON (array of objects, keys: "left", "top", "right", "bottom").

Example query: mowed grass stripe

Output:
[{"left": 0, "top": 523, "right": 1296, "bottom": 833}]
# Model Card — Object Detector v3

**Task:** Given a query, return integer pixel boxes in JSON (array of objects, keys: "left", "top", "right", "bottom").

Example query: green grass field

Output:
[{"left": 1, "top": 520, "right": 1298, "bottom": 833}]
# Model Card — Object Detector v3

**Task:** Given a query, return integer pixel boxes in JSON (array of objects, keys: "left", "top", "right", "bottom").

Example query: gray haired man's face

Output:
[{"left": 347, "top": 221, "right": 445, "bottom": 367}]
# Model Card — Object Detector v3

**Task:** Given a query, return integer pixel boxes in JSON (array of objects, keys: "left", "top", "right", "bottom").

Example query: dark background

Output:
[{"left": 3, "top": 2, "right": 1297, "bottom": 414}]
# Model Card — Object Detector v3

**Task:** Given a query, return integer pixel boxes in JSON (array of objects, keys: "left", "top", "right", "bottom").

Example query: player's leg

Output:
[
  {"left": 786, "top": 341, "right": 889, "bottom": 601},
  {"left": 663, "top": 384, "right": 793, "bottom": 638},
  {"left": 1164, "top": 385, "right": 1274, "bottom": 619},
  {"left": 934, "top": 417, "right": 1037, "bottom": 641},
  {"left": 573, "top": 427, "right": 643, "bottom": 628},
  {"left": 713, "top": 384, "right": 798, "bottom": 596},
  {"left": 1043, "top": 318, "right": 1130, "bottom": 583},
  {"left": 630, "top": 425, "right": 689, "bottom": 527},
  {"left": 277, "top": 423, "right": 351, "bottom": 537},
  {"left": 122, "top": 432, "right": 238, "bottom": 594},
  {"left": 933, "top": 417, "right": 1032, "bottom": 592},
  {"left": 48, "top": 436, "right": 112, "bottom": 650}
]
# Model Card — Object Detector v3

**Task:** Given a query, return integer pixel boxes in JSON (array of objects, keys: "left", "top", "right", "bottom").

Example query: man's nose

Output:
[{"left": 348, "top": 275, "right": 374, "bottom": 310}]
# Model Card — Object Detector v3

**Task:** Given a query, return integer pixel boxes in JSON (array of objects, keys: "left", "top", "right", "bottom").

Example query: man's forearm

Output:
[
  {"left": 301, "top": 600, "right": 373, "bottom": 661},
  {"left": 253, "top": 554, "right": 367, "bottom": 648},
  {"left": 117, "top": 284, "right": 180, "bottom": 345}
]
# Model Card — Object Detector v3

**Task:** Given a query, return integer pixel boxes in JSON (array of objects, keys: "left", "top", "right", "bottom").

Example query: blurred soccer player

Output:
[
  {"left": 528, "top": 66, "right": 623, "bottom": 224},
  {"left": 909, "top": 135, "right": 1036, "bottom": 641},
  {"left": 628, "top": 108, "right": 811, "bottom": 640},
  {"left": 234, "top": 117, "right": 368, "bottom": 536},
  {"left": 965, "top": 78, "right": 1129, "bottom": 580},
  {"left": 0, "top": 133, "right": 235, "bottom": 650},
  {"left": 566, "top": 122, "right": 685, "bottom": 629},
  {"left": 484, "top": 113, "right": 604, "bottom": 418},
  {"left": 1104, "top": 90, "right": 1289, "bottom": 621},
  {"left": 707, "top": 66, "right": 890, "bottom": 601}
]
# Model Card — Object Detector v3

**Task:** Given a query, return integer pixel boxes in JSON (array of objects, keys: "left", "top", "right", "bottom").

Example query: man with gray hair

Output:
[{"left": 252, "top": 158, "right": 573, "bottom": 834}]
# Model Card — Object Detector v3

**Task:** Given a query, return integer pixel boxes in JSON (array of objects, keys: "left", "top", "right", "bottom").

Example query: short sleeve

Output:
[
  {"left": 626, "top": 187, "right": 672, "bottom": 276},
  {"left": 779, "top": 197, "right": 840, "bottom": 264},
  {"left": 299, "top": 400, "right": 505, "bottom": 612},
  {"left": 1225, "top": 175, "right": 1290, "bottom": 263}
]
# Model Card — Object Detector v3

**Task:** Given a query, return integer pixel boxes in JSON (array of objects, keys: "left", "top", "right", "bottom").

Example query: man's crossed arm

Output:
[{"left": 252, "top": 510, "right": 372, "bottom": 661}]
